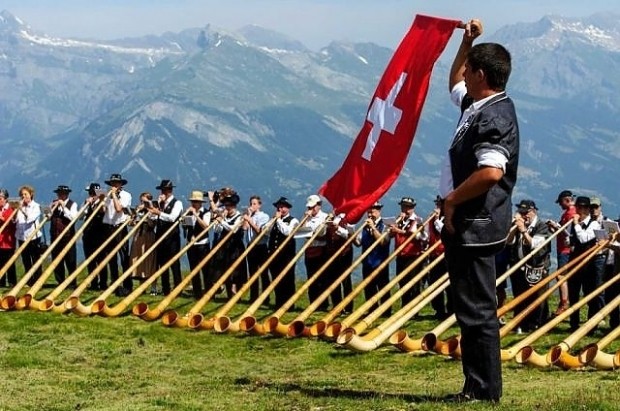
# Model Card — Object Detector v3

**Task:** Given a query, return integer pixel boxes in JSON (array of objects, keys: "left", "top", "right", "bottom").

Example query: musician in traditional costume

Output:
[
  {"left": 268, "top": 197, "right": 299, "bottom": 307},
  {"left": 148, "top": 180, "right": 183, "bottom": 296},
  {"left": 49, "top": 185, "right": 78, "bottom": 287},
  {"left": 82, "top": 183, "right": 107, "bottom": 290},
  {"left": 103, "top": 174, "right": 132, "bottom": 296},
  {"left": 0, "top": 188, "right": 17, "bottom": 287}
]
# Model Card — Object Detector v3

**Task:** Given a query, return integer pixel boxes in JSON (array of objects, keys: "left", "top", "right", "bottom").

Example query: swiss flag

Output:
[{"left": 319, "top": 15, "right": 460, "bottom": 223}]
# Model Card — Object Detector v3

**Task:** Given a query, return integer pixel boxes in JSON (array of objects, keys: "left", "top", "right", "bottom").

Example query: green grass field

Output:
[{"left": 0, "top": 287, "right": 619, "bottom": 411}]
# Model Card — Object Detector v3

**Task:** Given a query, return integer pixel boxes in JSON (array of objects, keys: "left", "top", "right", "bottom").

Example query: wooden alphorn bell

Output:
[
  {"left": 189, "top": 215, "right": 311, "bottom": 331},
  {"left": 64, "top": 213, "right": 150, "bottom": 315},
  {"left": 17, "top": 199, "right": 105, "bottom": 309},
  {"left": 153, "top": 217, "right": 263, "bottom": 327}
]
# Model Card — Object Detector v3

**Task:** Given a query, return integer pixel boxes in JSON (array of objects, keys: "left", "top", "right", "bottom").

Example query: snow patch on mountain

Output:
[{"left": 19, "top": 30, "right": 184, "bottom": 57}]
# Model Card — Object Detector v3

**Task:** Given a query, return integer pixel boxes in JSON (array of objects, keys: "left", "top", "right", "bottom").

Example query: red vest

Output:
[
  {"left": 0, "top": 207, "right": 16, "bottom": 249},
  {"left": 395, "top": 217, "right": 425, "bottom": 257},
  {"left": 428, "top": 215, "right": 445, "bottom": 257}
]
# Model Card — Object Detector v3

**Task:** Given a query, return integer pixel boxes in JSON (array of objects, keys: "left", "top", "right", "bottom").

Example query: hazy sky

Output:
[{"left": 3, "top": 0, "right": 620, "bottom": 50}]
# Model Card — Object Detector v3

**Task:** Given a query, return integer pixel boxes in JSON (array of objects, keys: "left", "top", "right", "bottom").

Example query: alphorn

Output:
[
  {"left": 578, "top": 324, "right": 620, "bottom": 370},
  {"left": 187, "top": 215, "right": 309, "bottom": 330},
  {"left": 547, "top": 292, "right": 620, "bottom": 370},
  {"left": 268, "top": 214, "right": 411, "bottom": 338},
  {"left": 294, "top": 214, "right": 438, "bottom": 338},
  {"left": 1, "top": 203, "right": 73, "bottom": 309},
  {"left": 420, "top": 220, "right": 573, "bottom": 354},
  {"left": 241, "top": 223, "right": 364, "bottom": 336},
  {"left": 0, "top": 203, "right": 58, "bottom": 285},
  {"left": 444, "top": 242, "right": 602, "bottom": 359},
  {"left": 93, "top": 219, "right": 216, "bottom": 317},
  {"left": 17, "top": 199, "right": 106, "bottom": 309},
  {"left": 72, "top": 209, "right": 191, "bottom": 316},
  {"left": 151, "top": 218, "right": 275, "bottom": 327},
  {"left": 320, "top": 241, "right": 442, "bottom": 340},
  {"left": 215, "top": 219, "right": 327, "bottom": 333},
  {"left": 336, "top": 271, "right": 451, "bottom": 352},
  {"left": 512, "top": 270, "right": 620, "bottom": 367},
  {"left": 63, "top": 213, "right": 150, "bottom": 315},
  {"left": 349, "top": 255, "right": 447, "bottom": 339},
  {"left": 33, "top": 217, "right": 134, "bottom": 312}
]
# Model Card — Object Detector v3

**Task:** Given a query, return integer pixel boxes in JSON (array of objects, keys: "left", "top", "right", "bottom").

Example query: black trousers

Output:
[
  {"left": 103, "top": 225, "right": 131, "bottom": 292},
  {"left": 187, "top": 243, "right": 210, "bottom": 300},
  {"left": 248, "top": 244, "right": 270, "bottom": 302},
  {"left": 429, "top": 257, "right": 451, "bottom": 318},
  {"left": 158, "top": 236, "right": 182, "bottom": 295},
  {"left": 396, "top": 254, "right": 422, "bottom": 308},
  {"left": 305, "top": 249, "right": 329, "bottom": 311},
  {"left": 269, "top": 251, "right": 296, "bottom": 308},
  {"left": 604, "top": 264, "right": 619, "bottom": 329},
  {"left": 20, "top": 239, "right": 42, "bottom": 287},
  {"left": 568, "top": 253, "right": 606, "bottom": 330},
  {"left": 444, "top": 239, "right": 502, "bottom": 401},
  {"left": 362, "top": 263, "right": 391, "bottom": 317},
  {"left": 324, "top": 249, "right": 354, "bottom": 312},
  {"left": 0, "top": 248, "right": 16, "bottom": 286},
  {"left": 50, "top": 236, "right": 77, "bottom": 287},
  {"left": 83, "top": 230, "right": 106, "bottom": 281}
]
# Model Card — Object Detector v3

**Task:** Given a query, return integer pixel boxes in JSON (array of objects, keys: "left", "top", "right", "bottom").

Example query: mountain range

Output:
[{"left": 1, "top": 10, "right": 619, "bottom": 221}]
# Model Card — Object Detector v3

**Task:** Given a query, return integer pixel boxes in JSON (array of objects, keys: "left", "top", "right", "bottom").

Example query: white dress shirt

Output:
[
  {"left": 15, "top": 200, "right": 42, "bottom": 241},
  {"left": 103, "top": 190, "right": 132, "bottom": 226}
]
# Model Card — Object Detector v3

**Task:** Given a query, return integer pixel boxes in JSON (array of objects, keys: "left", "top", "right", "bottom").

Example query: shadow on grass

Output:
[{"left": 233, "top": 378, "right": 462, "bottom": 404}]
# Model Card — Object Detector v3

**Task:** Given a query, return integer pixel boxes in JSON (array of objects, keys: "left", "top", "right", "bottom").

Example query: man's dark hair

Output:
[
  {"left": 467, "top": 42, "right": 511, "bottom": 91},
  {"left": 249, "top": 195, "right": 262, "bottom": 204}
]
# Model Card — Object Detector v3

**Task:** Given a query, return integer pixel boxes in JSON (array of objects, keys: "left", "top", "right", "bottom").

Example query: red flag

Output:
[{"left": 319, "top": 15, "right": 460, "bottom": 223}]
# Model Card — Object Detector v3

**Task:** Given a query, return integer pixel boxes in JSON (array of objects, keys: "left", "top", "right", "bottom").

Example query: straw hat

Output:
[{"left": 189, "top": 191, "right": 206, "bottom": 202}]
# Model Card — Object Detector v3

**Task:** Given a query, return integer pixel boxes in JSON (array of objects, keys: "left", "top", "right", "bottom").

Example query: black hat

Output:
[
  {"left": 156, "top": 179, "right": 175, "bottom": 190},
  {"left": 220, "top": 193, "right": 240, "bottom": 205},
  {"left": 85, "top": 183, "right": 101, "bottom": 192},
  {"left": 555, "top": 190, "right": 573, "bottom": 203},
  {"left": 398, "top": 196, "right": 416, "bottom": 207},
  {"left": 273, "top": 196, "right": 293, "bottom": 208},
  {"left": 105, "top": 173, "right": 128, "bottom": 186},
  {"left": 0, "top": 188, "right": 8, "bottom": 199},
  {"left": 516, "top": 199, "right": 537, "bottom": 212},
  {"left": 369, "top": 201, "right": 383, "bottom": 210},
  {"left": 53, "top": 185, "right": 72, "bottom": 194},
  {"left": 575, "top": 196, "right": 591, "bottom": 207}
]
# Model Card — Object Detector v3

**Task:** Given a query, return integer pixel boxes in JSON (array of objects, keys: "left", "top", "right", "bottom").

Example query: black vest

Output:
[
  {"left": 448, "top": 93, "right": 519, "bottom": 247},
  {"left": 156, "top": 198, "right": 180, "bottom": 238},
  {"left": 83, "top": 199, "right": 105, "bottom": 235},
  {"left": 570, "top": 219, "right": 596, "bottom": 256},
  {"left": 50, "top": 199, "right": 75, "bottom": 239},
  {"left": 186, "top": 208, "right": 209, "bottom": 242},
  {"left": 268, "top": 215, "right": 296, "bottom": 256}
]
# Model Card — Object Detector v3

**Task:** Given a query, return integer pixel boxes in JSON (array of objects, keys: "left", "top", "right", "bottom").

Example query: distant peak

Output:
[
  {"left": 0, "top": 10, "right": 25, "bottom": 29},
  {"left": 237, "top": 24, "right": 307, "bottom": 52}
]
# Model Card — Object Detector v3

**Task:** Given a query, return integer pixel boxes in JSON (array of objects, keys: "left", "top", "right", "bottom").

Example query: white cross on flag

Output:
[{"left": 319, "top": 15, "right": 460, "bottom": 223}]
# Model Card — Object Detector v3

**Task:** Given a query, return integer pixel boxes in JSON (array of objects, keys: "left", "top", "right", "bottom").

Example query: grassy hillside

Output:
[{"left": 0, "top": 290, "right": 618, "bottom": 411}]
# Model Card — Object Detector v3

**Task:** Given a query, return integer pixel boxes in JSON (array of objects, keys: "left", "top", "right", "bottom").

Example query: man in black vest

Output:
[
  {"left": 184, "top": 190, "right": 212, "bottom": 300},
  {"left": 568, "top": 196, "right": 603, "bottom": 332},
  {"left": 82, "top": 183, "right": 107, "bottom": 290},
  {"left": 506, "top": 200, "right": 551, "bottom": 332},
  {"left": 439, "top": 19, "right": 519, "bottom": 403},
  {"left": 268, "top": 197, "right": 299, "bottom": 307},
  {"left": 50, "top": 185, "right": 79, "bottom": 287},
  {"left": 148, "top": 180, "right": 183, "bottom": 296}
]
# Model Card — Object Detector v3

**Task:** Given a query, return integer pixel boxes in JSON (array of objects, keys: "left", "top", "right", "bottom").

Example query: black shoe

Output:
[{"left": 442, "top": 393, "right": 479, "bottom": 403}]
